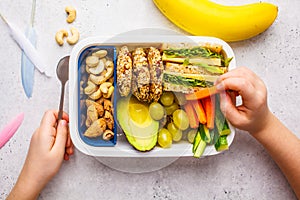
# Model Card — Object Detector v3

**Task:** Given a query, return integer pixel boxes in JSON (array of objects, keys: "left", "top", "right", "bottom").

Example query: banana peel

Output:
[{"left": 153, "top": 0, "right": 278, "bottom": 42}]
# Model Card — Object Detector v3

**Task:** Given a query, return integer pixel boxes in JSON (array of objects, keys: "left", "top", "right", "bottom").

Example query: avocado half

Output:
[{"left": 117, "top": 96, "right": 159, "bottom": 151}]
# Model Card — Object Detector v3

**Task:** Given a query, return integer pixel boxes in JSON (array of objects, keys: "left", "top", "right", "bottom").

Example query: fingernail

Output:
[
  {"left": 216, "top": 83, "right": 224, "bottom": 91},
  {"left": 60, "top": 120, "right": 67, "bottom": 126}
]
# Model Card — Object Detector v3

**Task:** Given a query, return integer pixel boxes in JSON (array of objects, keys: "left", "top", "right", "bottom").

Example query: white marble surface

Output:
[{"left": 0, "top": 0, "right": 299, "bottom": 199}]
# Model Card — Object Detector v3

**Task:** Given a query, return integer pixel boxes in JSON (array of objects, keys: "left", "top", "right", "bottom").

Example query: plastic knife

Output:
[{"left": 21, "top": 0, "right": 37, "bottom": 98}]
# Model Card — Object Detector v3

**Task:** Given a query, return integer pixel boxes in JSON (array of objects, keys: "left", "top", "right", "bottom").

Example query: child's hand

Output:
[
  {"left": 215, "top": 67, "right": 272, "bottom": 134},
  {"left": 7, "top": 110, "right": 74, "bottom": 200}
]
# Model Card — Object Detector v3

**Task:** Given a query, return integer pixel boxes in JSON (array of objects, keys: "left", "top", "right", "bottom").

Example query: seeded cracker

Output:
[{"left": 132, "top": 48, "right": 151, "bottom": 102}]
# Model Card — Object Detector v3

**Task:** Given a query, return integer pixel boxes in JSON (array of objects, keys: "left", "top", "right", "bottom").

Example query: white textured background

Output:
[{"left": 0, "top": 0, "right": 299, "bottom": 199}]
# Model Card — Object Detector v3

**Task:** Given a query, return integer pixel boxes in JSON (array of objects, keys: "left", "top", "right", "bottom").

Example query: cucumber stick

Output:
[
  {"left": 193, "top": 130, "right": 206, "bottom": 158},
  {"left": 215, "top": 135, "right": 229, "bottom": 151},
  {"left": 199, "top": 124, "right": 211, "bottom": 143},
  {"left": 194, "top": 139, "right": 206, "bottom": 158},
  {"left": 215, "top": 95, "right": 231, "bottom": 136},
  {"left": 193, "top": 130, "right": 201, "bottom": 153}
]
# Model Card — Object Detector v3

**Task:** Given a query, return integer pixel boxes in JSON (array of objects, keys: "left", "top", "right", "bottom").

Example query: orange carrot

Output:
[
  {"left": 184, "top": 102, "right": 199, "bottom": 129},
  {"left": 190, "top": 100, "right": 207, "bottom": 124},
  {"left": 185, "top": 86, "right": 218, "bottom": 100},
  {"left": 202, "top": 95, "right": 216, "bottom": 129}
]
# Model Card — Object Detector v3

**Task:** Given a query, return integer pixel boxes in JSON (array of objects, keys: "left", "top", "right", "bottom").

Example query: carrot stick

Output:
[
  {"left": 184, "top": 102, "right": 199, "bottom": 129},
  {"left": 185, "top": 86, "right": 218, "bottom": 100},
  {"left": 202, "top": 95, "right": 216, "bottom": 129},
  {"left": 191, "top": 100, "right": 207, "bottom": 124}
]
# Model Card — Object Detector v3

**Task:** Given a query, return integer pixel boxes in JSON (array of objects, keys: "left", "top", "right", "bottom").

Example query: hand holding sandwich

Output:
[{"left": 215, "top": 67, "right": 300, "bottom": 198}]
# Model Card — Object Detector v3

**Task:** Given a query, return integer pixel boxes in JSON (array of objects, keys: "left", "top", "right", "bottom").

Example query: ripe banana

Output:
[{"left": 153, "top": 0, "right": 278, "bottom": 42}]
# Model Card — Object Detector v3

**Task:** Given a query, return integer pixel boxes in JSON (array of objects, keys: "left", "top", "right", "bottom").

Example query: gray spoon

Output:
[{"left": 56, "top": 56, "right": 70, "bottom": 121}]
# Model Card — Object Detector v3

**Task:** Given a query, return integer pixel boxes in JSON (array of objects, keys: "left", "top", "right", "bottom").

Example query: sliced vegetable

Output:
[
  {"left": 215, "top": 135, "right": 229, "bottom": 151},
  {"left": 208, "top": 125, "right": 219, "bottom": 145},
  {"left": 220, "top": 120, "right": 231, "bottom": 136},
  {"left": 194, "top": 139, "right": 206, "bottom": 158},
  {"left": 193, "top": 130, "right": 201, "bottom": 153},
  {"left": 202, "top": 95, "right": 216, "bottom": 129},
  {"left": 163, "top": 46, "right": 223, "bottom": 59},
  {"left": 189, "top": 57, "right": 221, "bottom": 66},
  {"left": 215, "top": 95, "right": 231, "bottom": 136},
  {"left": 194, "top": 62, "right": 225, "bottom": 74},
  {"left": 163, "top": 73, "right": 213, "bottom": 88},
  {"left": 162, "top": 54, "right": 222, "bottom": 67},
  {"left": 199, "top": 123, "right": 211, "bottom": 143},
  {"left": 184, "top": 102, "right": 199, "bottom": 129},
  {"left": 185, "top": 86, "right": 218, "bottom": 100},
  {"left": 191, "top": 100, "right": 206, "bottom": 124}
]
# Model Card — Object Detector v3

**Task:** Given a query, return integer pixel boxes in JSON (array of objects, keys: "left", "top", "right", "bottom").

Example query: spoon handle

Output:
[{"left": 58, "top": 82, "right": 65, "bottom": 121}]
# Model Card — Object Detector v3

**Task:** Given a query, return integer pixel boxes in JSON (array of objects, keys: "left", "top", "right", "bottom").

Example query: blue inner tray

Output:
[{"left": 77, "top": 45, "right": 117, "bottom": 147}]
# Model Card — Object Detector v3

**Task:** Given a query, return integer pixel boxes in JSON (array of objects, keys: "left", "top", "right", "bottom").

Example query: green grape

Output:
[
  {"left": 187, "top": 129, "right": 198, "bottom": 144},
  {"left": 149, "top": 102, "right": 165, "bottom": 121},
  {"left": 174, "top": 92, "right": 187, "bottom": 105},
  {"left": 173, "top": 109, "right": 189, "bottom": 130},
  {"left": 164, "top": 102, "right": 179, "bottom": 115},
  {"left": 158, "top": 128, "right": 172, "bottom": 148},
  {"left": 167, "top": 122, "right": 183, "bottom": 142},
  {"left": 160, "top": 92, "right": 174, "bottom": 107}
]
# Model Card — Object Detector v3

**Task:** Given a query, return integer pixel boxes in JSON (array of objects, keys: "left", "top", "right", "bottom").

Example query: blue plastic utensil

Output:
[{"left": 21, "top": 0, "right": 37, "bottom": 98}]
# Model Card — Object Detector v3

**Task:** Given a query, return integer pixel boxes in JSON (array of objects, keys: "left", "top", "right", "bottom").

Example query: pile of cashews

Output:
[
  {"left": 80, "top": 49, "right": 115, "bottom": 139},
  {"left": 55, "top": 6, "right": 80, "bottom": 46}
]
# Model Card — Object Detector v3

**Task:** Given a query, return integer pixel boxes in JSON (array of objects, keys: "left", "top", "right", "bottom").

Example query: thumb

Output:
[
  {"left": 219, "top": 91, "right": 241, "bottom": 126},
  {"left": 52, "top": 120, "right": 68, "bottom": 155}
]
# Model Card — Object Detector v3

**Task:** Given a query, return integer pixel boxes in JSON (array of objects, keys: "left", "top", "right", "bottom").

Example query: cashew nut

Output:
[
  {"left": 86, "top": 56, "right": 99, "bottom": 68},
  {"left": 96, "top": 97, "right": 105, "bottom": 105},
  {"left": 89, "top": 87, "right": 102, "bottom": 100},
  {"left": 89, "top": 60, "right": 104, "bottom": 75},
  {"left": 84, "top": 81, "right": 97, "bottom": 95},
  {"left": 102, "top": 130, "right": 114, "bottom": 141},
  {"left": 108, "top": 76, "right": 114, "bottom": 84},
  {"left": 86, "top": 100, "right": 104, "bottom": 117},
  {"left": 87, "top": 105, "right": 98, "bottom": 122},
  {"left": 92, "top": 50, "right": 108, "bottom": 59},
  {"left": 103, "top": 86, "right": 114, "bottom": 99},
  {"left": 100, "top": 82, "right": 112, "bottom": 94},
  {"left": 65, "top": 6, "right": 76, "bottom": 23},
  {"left": 105, "top": 60, "right": 114, "bottom": 68},
  {"left": 89, "top": 73, "right": 106, "bottom": 85},
  {"left": 67, "top": 27, "right": 80, "bottom": 45},
  {"left": 105, "top": 66, "right": 114, "bottom": 79},
  {"left": 84, "top": 118, "right": 107, "bottom": 138},
  {"left": 100, "top": 58, "right": 107, "bottom": 64},
  {"left": 55, "top": 29, "right": 68, "bottom": 46},
  {"left": 103, "top": 99, "right": 113, "bottom": 111},
  {"left": 90, "top": 60, "right": 114, "bottom": 84},
  {"left": 86, "top": 117, "right": 92, "bottom": 128},
  {"left": 104, "top": 111, "right": 114, "bottom": 130}
]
